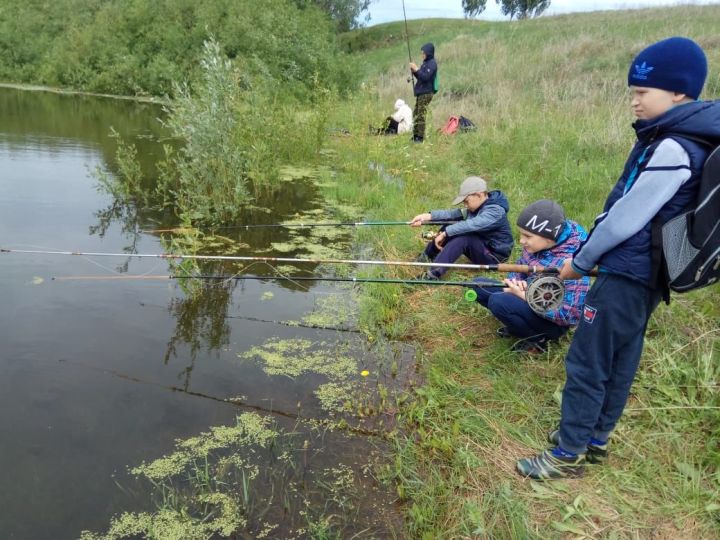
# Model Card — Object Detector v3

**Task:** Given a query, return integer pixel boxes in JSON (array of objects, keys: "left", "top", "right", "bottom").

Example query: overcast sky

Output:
[{"left": 367, "top": 0, "right": 719, "bottom": 25}]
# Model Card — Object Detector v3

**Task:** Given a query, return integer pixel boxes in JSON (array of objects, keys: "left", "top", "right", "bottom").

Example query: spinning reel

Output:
[
  {"left": 524, "top": 274, "right": 565, "bottom": 315},
  {"left": 463, "top": 273, "right": 565, "bottom": 315}
]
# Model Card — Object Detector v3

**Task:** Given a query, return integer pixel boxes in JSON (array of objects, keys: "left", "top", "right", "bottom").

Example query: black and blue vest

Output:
[{"left": 596, "top": 102, "right": 720, "bottom": 284}]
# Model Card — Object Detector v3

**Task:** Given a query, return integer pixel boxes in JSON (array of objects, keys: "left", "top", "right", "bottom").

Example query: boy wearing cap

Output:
[
  {"left": 471, "top": 200, "right": 590, "bottom": 354},
  {"left": 517, "top": 37, "right": 720, "bottom": 480},
  {"left": 410, "top": 176, "right": 513, "bottom": 279}
]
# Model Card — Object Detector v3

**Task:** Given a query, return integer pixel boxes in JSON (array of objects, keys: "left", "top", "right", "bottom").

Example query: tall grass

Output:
[{"left": 329, "top": 5, "right": 720, "bottom": 537}]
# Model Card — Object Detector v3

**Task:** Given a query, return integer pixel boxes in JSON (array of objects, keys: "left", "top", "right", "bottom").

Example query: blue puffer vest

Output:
[{"left": 597, "top": 101, "right": 720, "bottom": 284}]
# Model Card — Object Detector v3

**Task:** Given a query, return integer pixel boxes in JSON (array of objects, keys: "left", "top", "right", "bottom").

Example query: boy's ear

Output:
[{"left": 672, "top": 92, "right": 691, "bottom": 103}]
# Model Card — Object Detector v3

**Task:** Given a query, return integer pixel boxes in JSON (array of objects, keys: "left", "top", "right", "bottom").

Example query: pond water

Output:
[{"left": 0, "top": 88, "right": 408, "bottom": 538}]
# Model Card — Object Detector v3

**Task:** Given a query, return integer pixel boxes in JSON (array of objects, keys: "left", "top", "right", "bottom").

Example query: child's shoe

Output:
[
  {"left": 516, "top": 448, "right": 585, "bottom": 480},
  {"left": 547, "top": 430, "right": 608, "bottom": 464},
  {"left": 511, "top": 337, "right": 548, "bottom": 354},
  {"left": 496, "top": 326, "right": 512, "bottom": 338},
  {"left": 413, "top": 271, "right": 439, "bottom": 281}
]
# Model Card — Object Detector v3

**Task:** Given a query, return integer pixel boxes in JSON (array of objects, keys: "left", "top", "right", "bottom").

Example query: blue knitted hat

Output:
[{"left": 628, "top": 37, "right": 707, "bottom": 99}]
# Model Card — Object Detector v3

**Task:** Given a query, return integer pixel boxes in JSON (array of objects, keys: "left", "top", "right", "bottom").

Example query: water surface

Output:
[{"left": 0, "top": 88, "right": 406, "bottom": 538}]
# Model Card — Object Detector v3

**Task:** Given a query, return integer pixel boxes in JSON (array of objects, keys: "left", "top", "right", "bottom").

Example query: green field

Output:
[{"left": 326, "top": 5, "right": 720, "bottom": 538}]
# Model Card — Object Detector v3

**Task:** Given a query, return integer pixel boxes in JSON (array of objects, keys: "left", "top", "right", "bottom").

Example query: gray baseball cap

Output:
[{"left": 452, "top": 176, "right": 488, "bottom": 205}]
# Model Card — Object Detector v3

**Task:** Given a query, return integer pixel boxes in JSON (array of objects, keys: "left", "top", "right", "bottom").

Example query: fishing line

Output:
[{"left": 59, "top": 358, "right": 384, "bottom": 437}]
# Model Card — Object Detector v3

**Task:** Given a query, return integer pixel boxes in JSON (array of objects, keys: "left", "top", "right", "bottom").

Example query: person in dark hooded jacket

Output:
[
  {"left": 410, "top": 176, "right": 513, "bottom": 279},
  {"left": 517, "top": 37, "right": 720, "bottom": 481},
  {"left": 410, "top": 42, "right": 438, "bottom": 142}
]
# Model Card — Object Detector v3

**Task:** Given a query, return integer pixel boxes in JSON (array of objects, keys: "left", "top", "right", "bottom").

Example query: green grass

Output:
[{"left": 328, "top": 5, "right": 720, "bottom": 538}]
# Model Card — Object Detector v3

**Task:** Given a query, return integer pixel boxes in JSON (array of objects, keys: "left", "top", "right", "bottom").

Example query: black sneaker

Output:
[
  {"left": 511, "top": 337, "right": 548, "bottom": 354},
  {"left": 496, "top": 326, "right": 512, "bottom": 338},
  {"left": 516, "top": 449, "right": 585, "bottom": 480},
  {"left": 548, "top": 430, "right": 608, "bottom": 464}
]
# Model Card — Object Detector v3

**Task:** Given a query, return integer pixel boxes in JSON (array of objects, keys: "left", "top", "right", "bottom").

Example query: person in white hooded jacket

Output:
[
  {"left": 390, "top": 98, "right": 413, "bottom": 134},
  {"left": 371, "top": 98, "right": 413, "bottom": 135}
]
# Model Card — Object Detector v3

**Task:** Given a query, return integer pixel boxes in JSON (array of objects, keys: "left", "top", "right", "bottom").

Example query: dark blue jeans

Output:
[
  {"left": 424, "top": 233, "right": 502, "bottom": 277},
  {"left": 473, "top": 280, "right": 568, "bottom": 341},
  {"left": 558, "top": 273, "right": 662, "bottom": 455}
]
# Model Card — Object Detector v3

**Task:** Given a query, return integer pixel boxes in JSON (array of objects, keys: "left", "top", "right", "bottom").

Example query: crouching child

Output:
[
  {"left": 410, "top": 176, "right": 514, "bottom": 279},
  {"left": 471, "top": 200, "right": 590, "bottom": 354}
]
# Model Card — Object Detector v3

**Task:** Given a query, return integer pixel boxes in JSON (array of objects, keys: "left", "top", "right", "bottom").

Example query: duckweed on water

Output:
[
  {"left": 132, "top": 413, "right": 276, "bottom": 481},
  {"left": 81, "top": 414, "right": 274, "bottom": 539},
  {"left": 302, "top": 291, "right": 357, "bottom": 329},
  {"left": 79, "top": 496, "right": 245, "bottom": 540},
  {"left": 241, "top": 339, "right": 356, "bottom": 380}
]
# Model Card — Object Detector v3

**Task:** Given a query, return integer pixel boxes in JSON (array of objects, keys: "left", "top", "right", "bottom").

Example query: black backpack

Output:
[
  {"left": 656, "top": 138, "right": 720, "bottom": 293},
  {"left": 458, "top": 116, "right": 476, "bottom": 132}
]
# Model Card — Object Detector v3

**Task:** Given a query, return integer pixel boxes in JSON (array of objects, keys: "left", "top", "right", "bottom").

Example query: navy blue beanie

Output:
[{"left": 628, "top": 37, "right": 707, "bottom": 99}]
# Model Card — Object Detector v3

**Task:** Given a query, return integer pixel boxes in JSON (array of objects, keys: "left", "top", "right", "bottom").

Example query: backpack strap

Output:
[
  {"left": 650, "top": 217, "right": 671, "bottom": 304},
  {"left": 663, "top": 132, "right": 714, "bottom": 148},
  {"left": 648, "top": 133, "right": 713, "bottom": 302}
]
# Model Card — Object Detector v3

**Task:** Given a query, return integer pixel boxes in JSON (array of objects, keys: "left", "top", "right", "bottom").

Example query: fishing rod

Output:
[
  {"left": 51, "top": 273, "right": 505, "bottom": 295},
  {"left": 0, "top": 247, "right": 557, "bottom": 273},
  {"left": 402, "top": 0, "right": 414, "bottom": 86},
  {"left": 5, "top": 248, "right": 569, "bottom": 313},
  {"left": 49, "top": 272, "right": 565, "bottom": 313},
  {"left": 139, "top": 220, "right": 455, "bottom": 233}
]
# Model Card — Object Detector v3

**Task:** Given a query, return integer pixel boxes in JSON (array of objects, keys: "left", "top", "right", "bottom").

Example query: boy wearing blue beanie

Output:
[{"left": 517, "top": 37, "right": 720, "bottom": 479}]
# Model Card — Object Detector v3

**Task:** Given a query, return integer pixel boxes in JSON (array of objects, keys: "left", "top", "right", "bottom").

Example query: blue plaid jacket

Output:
[{"left": 508, "top": 220, "right": 590, "bottom": 326}]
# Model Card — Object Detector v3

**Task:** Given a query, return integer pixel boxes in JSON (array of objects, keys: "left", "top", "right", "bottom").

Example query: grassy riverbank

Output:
[{"left": 329, "top": 5, "right": 720, "bottom": 538}]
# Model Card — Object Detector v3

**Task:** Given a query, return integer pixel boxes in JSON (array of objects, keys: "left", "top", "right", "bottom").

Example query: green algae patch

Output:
[
  {"left": 240, "top": 338, "right": 363, "bottom": 414},
  {"left": 132, "top": 413, "right": 277, "bottom": 481},
  {"left": 241, "top": 338, "right": 356, "bottom": 380},
  {"left": 81, "top": 413, "right": 275, "bottom": 540},
  {"left": 79, "top": 498, "right": 245, "bottom": 540},
  {"left": 302, "top": 292, "right": 358, "bottom": 329},
  {"left": 278, "top": 165, "right": 321, "bottom": 182}
]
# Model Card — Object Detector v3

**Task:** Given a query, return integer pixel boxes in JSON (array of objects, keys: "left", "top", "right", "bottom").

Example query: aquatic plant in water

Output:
[{"left": 80, "top": 413, "right": 276, "bottom": 540}]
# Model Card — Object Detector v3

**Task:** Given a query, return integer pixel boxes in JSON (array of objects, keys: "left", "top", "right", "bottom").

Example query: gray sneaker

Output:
[
  {"left": 516, "top": 449, "right": 585, "bottom": 480},
  {"left": 548, "top": 430, "right": 608, "bottom": 464}
]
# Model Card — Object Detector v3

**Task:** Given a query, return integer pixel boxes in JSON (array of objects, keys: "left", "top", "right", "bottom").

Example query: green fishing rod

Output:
[
  {"left": 139, "top": 220, "right": 455, "bottom": 233},
  {"left": 51, "top": 273, "right": 502, "bottom": 302}
]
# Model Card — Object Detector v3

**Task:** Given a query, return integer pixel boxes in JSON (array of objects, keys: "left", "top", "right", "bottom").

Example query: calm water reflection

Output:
[{"left": 0, "top": 88, "right": 404, "bottom": 538}]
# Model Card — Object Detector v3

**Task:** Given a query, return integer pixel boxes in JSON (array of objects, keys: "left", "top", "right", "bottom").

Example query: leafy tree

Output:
[
  {"left": 497, "top": 0, "right": 551, "bottom": 19},
  {"left": 462, "top": 0, "right": 550, "bottom": 19},
  {"left": 462, "top": 0, "right": 488, "bottom": 18},
  {"left": 295, "top": 0, "right": 372, "bottom": 31}
]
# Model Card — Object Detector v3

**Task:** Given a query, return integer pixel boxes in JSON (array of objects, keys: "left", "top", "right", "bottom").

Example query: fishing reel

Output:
[
  {"left": 525, "top": 274, "right": 564, "bottom": 316},
  {"left": 421, "top": 231, "right": 439, "bottom": 240},
  {"left": 463, "top": 273, "right": 564, "bottom": 315}
]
